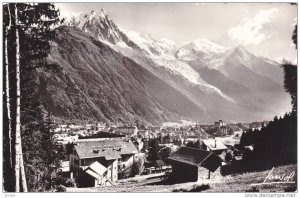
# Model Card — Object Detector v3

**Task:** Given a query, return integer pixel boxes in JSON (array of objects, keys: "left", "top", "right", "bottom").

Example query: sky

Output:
[{"left": 56, "top": 3, "right": 297, "bottom": 63}]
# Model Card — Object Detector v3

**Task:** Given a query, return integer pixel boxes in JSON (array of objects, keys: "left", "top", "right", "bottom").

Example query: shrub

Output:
[
  {"left": 64, "top": 178, "right": 77, "bottom": 187},
  {"left": 55, "top": 185, "right": 66, "bottom": 192},
  {"left": 245, "top": 186, "right": 259, "bottom": 192},
  {"left": 285, "top": 186, "right": 296, "bottom": 192},
  {"left": 132, "top": 156, "right": 145, "bottom": 176},
  {"left": 189, "top": 184, "right": 211, "bottom": 192},
  {"left": 173, "top": 184, "right": 211, "bottom": 192}
]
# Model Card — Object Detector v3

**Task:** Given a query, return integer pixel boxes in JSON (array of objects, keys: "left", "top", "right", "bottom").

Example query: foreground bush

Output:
[{"left": 173, "top": 184, "right": 211, "bottom": 192}]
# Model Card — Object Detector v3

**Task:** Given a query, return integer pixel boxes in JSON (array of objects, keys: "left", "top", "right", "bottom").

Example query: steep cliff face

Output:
[{"left": 39, "top": 26, "right": 205, "bottom": 124}]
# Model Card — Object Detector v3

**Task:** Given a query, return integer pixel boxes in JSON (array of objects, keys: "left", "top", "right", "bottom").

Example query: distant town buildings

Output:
[
  {"left": 114, "top": 126, "right": 138, "bottom": 137},
  {"left": 215, "top": 120, "right": 226, "bottom": 127},
  {"left": 249, "top": 122, "right": 262, "bottom": 131},
  {"left": 53, "top": 118, "right": 273, "bottom": 188}
]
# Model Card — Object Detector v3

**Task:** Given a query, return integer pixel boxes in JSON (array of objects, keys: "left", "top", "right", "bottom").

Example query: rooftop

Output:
[
  {"left": 168, "top": 147, "right": 224, "bottom": 172},
  {"left": 202, "top": 139, "right": 228, "bottom": 150},
  {"left": 74, "top": 139, "right": 138, "bottom": 159},
  {"left": 86, "top": 161, "right": 107, "bottom": 177}
]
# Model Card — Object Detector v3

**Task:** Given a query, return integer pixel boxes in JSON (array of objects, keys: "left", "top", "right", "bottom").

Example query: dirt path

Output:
[{"left": 67, "top": 172, "right": 222, "bottom": 192}]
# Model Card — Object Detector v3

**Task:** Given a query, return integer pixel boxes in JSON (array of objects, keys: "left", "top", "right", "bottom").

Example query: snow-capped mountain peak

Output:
[
  {"left": 73, "top": 10, "right": 139, "bottom": 47},
  {"left": 189, "top": 39, "right": 229, "bottom": 54},
  {"left": 158, "top": 38, "right": 176, "bottom": 48},
  {"left": 232, "top": 45, "right": 250, "bottom": 56},
  {"left": 174, "top": 39, "right": 230, "bottom": 69},
  {"left": 54, "top": 8, "right": 290, "bottom": 123},
  {"left": 82, "top": 9, "right": 108, "bottom": 21},
  {"left": 121, "top": 29, "right": 149, "bottom": 45},
  {"left": 226, "top": 45, "right": 254, "bottom": 68},
  {"left": 99, "top": 9, "right": 108, "bottom": 18}
]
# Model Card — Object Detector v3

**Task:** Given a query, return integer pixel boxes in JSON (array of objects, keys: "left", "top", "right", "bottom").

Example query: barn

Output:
[{"left": 167, "top": 147, "right": 224, "bottom": 182}]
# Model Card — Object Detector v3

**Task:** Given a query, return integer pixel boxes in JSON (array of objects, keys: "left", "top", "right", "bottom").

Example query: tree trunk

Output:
[
  {"left": 20, "top": 147, "right": 28, "bottom": 192},
  {"left": 14, "top": 4, "right": 20, "bottom": 192},
  {"left": 5, "top": 5, "right": 12, "bottom": 169},
  {"left": 14, "top": 4, "right": 28, "bottom": 192}
]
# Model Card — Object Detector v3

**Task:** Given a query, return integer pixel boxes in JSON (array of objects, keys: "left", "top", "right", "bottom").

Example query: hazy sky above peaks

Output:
[{"left": 56, "top": 3, "right": 297, "bottom": 63}]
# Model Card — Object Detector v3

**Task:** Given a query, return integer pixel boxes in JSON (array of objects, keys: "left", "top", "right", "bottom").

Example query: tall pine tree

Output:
[{"left": 3, "top": 3, "right": 62, "bottom": 192}]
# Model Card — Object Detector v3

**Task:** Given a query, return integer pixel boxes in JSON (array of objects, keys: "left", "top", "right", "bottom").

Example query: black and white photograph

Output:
[{"left": 1, "top": 1, "right": 298, "bottom": 194}]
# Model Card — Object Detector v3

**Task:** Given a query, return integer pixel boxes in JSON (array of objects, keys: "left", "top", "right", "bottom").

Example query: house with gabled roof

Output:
[
  {"left": 70, "top": 138, "right": 138, "bottom": 187},
  {"left": 167, "top": 147, "right": 224, "bottom": 182},
  {"left": 79, "top": 161, "right": 115, "bottom": 187},
  {"left": 201, "top": 138, "right": 228, "bottom": 155}
]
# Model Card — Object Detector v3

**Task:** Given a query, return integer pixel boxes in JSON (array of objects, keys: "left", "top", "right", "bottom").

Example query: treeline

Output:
[
  {"left": 239, "top": 24, "right": 297, "bottom": 165},
  {"left": 240, "top": 113, "right": 296, "bottom": 164}
]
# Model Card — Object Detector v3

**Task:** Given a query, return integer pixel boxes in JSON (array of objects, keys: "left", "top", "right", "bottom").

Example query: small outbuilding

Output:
[
  {"left": 167, "top": 147, "right": 224, "bottom": 182},
  {"left": 79, "top": 161, "right": 114, "bottom": 187}
]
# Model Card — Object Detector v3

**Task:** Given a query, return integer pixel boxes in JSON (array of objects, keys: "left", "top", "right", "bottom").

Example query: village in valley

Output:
[{"left": 51, "top": 118, "right": 290, "bottom": 192}]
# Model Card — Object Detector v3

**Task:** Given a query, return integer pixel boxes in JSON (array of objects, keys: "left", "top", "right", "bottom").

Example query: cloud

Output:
[
  {"left": 228, "top": 8, "right": 278, "bottom": 45},
  {"left": 274, "top": 56, "right": 297, "bottom": 65},
  {"left": 274, "top": 56, "right": 285, "bottom": 64},
  {"left": 292, "top": 17, "right": 297, "bottom": 26}
]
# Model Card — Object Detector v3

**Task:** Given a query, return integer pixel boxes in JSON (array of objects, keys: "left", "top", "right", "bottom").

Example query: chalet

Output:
[
  {"left": 70, "top": 139, "right": 138, "bottom": 187},
  {"left": 167, "top": 147, "right": 224, "bottom": 182},
  {"left": 201, "top": 139, "right": 228, "bottom": 155}
]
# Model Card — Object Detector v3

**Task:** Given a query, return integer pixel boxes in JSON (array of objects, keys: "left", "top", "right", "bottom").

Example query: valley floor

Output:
[{"left": 66, "top": 164, "right": 297, "bottom": 193}]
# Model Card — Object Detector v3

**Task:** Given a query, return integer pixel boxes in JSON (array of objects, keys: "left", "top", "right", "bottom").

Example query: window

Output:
[{"left": 123, "top": 164, "right": 125, "bottom": 169}]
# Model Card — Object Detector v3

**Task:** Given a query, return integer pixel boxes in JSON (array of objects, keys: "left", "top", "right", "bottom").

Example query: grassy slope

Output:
[
  {"left": 207, "top": 164, "right": 297, "bottom": 192},
  {"left": 67, "top": 164, "right": 297, "bottom": 192}
]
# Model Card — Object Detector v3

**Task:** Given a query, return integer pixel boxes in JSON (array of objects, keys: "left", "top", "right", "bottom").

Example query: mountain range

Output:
[{"left": 39, "top": 10, "right": 291, "bottom": 125}]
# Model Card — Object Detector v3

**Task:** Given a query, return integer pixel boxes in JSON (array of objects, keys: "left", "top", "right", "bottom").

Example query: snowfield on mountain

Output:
[{"left": 44, "top": 10, "right": 291, "bottom": 124}]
